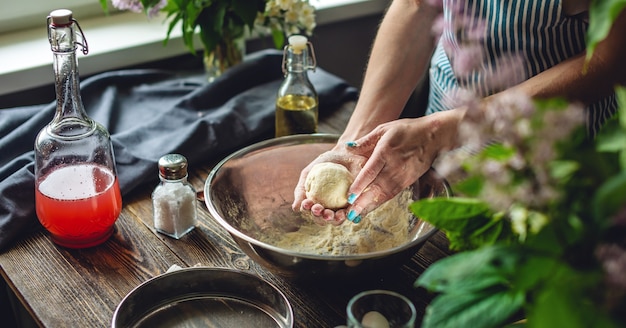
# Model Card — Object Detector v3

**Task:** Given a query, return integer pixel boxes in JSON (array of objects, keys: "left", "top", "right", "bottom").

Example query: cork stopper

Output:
[
  {"left": 288, "top": 35, "right": 308, "bottom": 54},
  {"left": 158, "top": 154, "right": 189, "bottom": 180},
  {"left": 49, "top": 9, "right": 73, "bottom": 26}
]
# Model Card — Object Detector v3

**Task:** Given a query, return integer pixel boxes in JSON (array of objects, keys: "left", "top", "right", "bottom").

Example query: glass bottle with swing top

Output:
[
  {"left": 34, "top": 9, "right": 122, "bottom": 248},
  {"left": 275, "top": 35, "right": 319, "bottom": 137}
]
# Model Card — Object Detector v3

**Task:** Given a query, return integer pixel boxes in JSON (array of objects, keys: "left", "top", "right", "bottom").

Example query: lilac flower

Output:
[
  {"left": 596, "top": 244, "right": 626, "bottom": 292},
  {"left": 147, "top": 0, "right": 167, "bottom": 18},
  {"left": 482, "top": 54, "right": 527, "bottom": 93},
  {"left": 112, "top": 0, "right": 167, "bottom": 18},
  {"left": 452, "top": 44, "right": 483, "bottom": 76},
  {"left": 111, "top": 0, "right": 144, "bottom": 13},
  {"left": 431, "top": 15, "right": 446, "bottom": 38}
]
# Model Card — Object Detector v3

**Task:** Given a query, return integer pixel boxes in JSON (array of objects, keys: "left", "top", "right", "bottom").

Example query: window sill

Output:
[{"left": 0, "top": 0, "right": 387, "bottom": 97}]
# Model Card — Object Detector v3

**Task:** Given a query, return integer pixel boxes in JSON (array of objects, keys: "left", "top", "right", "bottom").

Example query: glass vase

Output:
[{"left": 203, "top": 37, "right": 245, "bottom": 82}]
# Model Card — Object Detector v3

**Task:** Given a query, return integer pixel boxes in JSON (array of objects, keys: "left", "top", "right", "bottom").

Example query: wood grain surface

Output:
[{"left": 0, "top": 101, "right": 453, "bottom": 328}]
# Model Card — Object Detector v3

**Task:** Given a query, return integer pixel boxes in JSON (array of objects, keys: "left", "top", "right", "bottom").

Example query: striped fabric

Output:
[{"left": 426, "top": 0, "right": 617, "bottom": 136}]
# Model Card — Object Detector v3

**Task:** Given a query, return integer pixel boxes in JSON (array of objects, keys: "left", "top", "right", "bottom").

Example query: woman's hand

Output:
[
  {"left": 291, "top": 145, "right": 368, "bottom": 225},
  {"left": 293, "top": 109, "right": 462, "bottom": 225},
  {"left": 342, "top": 115, "right": 451, "bottom": 223}
]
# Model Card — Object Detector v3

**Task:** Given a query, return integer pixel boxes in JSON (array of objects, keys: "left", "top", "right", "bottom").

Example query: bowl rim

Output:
[
  {"left": 111, "top": 266, "right": 294, "bottom": 327},
  {"left": 204, "top": 134, "right": 442, "bottom": 261}
]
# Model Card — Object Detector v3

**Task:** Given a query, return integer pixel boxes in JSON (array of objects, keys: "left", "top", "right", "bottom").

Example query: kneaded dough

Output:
[{"left": 305, "top": 163, "right": 354, "bottom": 209}]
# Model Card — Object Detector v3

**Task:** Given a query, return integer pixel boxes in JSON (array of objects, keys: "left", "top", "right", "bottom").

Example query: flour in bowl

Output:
[{"left": 258, "top": 189, "right": 415, "bottom": 256}]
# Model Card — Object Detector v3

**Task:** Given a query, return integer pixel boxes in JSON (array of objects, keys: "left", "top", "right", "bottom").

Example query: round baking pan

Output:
[{"left": 112, "top": 267, "right": 293, "bottom": 328}]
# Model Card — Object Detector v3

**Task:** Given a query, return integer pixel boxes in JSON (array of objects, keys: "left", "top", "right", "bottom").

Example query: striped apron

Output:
[{"left": 426, "top": 0, "right": 617, "bottom": 136}]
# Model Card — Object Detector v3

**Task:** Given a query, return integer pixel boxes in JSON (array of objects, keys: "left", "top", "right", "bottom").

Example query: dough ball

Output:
[{"left": 305, "top": 163, "right": 354, "bottom": 209}]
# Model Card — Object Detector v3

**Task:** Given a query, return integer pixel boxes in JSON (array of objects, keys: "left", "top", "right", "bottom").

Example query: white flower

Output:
[
  {"left": 265, "top": 2, "right": 282, "bottom": 16},
  {"left": 299, "top": 4, "right": 317, "bottom": 31},
  {"left": 276, "top": 0, "right": 295, "bottom": 11},
  {"left": 528, "top": 211, "right": 548, "bottom": 234},
  {"left": 509, "top": 204, "right": 528, "bottom": 240},
  {"left": 257, "top": 0, "right": 316, "bottom": 38},
  {"left": 285, "top": 9, "right": 300, "bottom": 24},
  {"left": 515, "top": 118, "right": 532, "bottom": 139}
]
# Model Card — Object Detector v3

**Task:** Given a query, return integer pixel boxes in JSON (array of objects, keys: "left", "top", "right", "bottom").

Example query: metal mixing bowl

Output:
[{"left": 204, "top": 134, "right": 450, "bottom": 281}]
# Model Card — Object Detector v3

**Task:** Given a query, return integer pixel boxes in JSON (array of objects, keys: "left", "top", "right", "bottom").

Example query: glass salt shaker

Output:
[{"left": 152, "top": 154, "right": 197, "bottom": 239}]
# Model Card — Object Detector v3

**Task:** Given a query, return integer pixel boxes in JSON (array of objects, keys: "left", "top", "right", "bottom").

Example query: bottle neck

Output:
[
  {"left": 287, "top": 49, "right": 306, "bottom": 74},
  {"left": 284, "top": 45, "right": 316, "bottom": 75},
  {"left": 49, "top": 24, "right": 90, "bottom": 126}
]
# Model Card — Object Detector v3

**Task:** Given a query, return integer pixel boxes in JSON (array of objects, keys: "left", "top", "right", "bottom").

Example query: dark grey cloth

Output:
[{"left": 0, "top": 49, "right": 358, "bottom": 252}]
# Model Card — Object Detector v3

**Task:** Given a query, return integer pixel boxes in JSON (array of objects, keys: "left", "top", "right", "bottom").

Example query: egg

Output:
[{"left": 361, "top": 311, "right": 390, "bottom": 328}]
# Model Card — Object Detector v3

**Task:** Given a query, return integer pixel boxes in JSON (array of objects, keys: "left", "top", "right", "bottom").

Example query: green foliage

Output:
[
  {"left": 158, "top": 0, "right": 265, "bottom": 55},
  {"left": 412, "top": 71, "right": 626, "bottom": 328},
  {"left": 586, "top": 0, "right": 626, "bottom": 66},
  {"left": 99, "top": 0, "right": 291, "bottom": 56},
  {"left": 411, "top": 198, "right": 515, "bottom": 250},
  {"left": 99, "top": 0, "right": 108, "bottom": 13},
  {"left": 416, "top": 245, "right": 525, "bottom": 328}
]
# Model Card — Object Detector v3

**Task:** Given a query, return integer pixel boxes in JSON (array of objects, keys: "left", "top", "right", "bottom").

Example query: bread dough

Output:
[{"left": 305, "top": 162, "right": 353, "bottom": 209}]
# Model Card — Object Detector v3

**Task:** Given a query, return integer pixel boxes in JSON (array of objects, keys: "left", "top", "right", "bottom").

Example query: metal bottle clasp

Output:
[
  {"left": 46, "top": 16, "right": 89, "bottom": 55},
  {"left": 281, "top": 40, "right": 317, "bottom": 75}
]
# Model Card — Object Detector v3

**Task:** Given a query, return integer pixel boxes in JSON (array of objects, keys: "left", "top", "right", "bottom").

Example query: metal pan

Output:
[{"left": 112, "top": 267, "right": 293, "bottom": 328}]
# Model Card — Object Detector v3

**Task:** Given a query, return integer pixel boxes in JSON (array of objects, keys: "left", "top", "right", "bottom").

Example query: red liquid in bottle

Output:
[{"left": 35, "top": 164, "right": 122, "bottom": 248}]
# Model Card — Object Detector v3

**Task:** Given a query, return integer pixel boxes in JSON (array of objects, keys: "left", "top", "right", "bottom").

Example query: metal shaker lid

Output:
[{"left": 158, "top": 154, "right": 189, "bottom": 180}]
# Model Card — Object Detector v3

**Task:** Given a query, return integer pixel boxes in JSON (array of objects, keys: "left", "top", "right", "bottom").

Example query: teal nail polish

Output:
[
  {"left": 348, "top": 193, "right": 357, "bottom": 204},
  {"left": 346, "top": 141, "right": 357, "bottom": 147},
  {"left": 347, "top": 210, "right": 361, "bottom": 223}
]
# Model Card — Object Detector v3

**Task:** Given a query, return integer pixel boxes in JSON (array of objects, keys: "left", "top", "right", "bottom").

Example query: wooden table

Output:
[{"left": 0, "top": 101, "right": 452, "bottom": 328}]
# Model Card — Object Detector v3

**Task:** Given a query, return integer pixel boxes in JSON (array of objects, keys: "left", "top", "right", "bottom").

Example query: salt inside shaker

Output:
[{"left": 152, "top": 154, "right": 197, "bottom": 239}]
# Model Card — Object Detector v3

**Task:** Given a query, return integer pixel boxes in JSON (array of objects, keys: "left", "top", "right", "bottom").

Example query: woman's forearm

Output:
[
  {"left": 339, "top": 0, "right": 440, "bottom": 144},
  {"left": 509, "top": 9, "right": 626, "bottom": 105}
]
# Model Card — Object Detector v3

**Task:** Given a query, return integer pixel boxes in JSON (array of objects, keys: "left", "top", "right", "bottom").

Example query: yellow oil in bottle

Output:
[{"left": 275, "top": 94, "right": 318, "bottom": 137}]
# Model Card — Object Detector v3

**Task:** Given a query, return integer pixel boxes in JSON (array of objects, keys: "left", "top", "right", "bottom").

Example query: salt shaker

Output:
[{"left": 152, "top": 154, "right": 197, "bottom": 239}]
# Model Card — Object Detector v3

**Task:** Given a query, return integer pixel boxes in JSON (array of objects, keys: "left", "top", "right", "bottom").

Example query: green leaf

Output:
[
  {"left": 99, "top": 0, "right": 109, "bottom": 13},
  {"left": 418, "top": 246, "right": 525, "bottom": 328},
  {"left": 525, "top": 265, "right": 615, "bottom": 328},
  {"left": 482, "top": 143, "right": 516, "bottom": 161},
  {"left": 232, "top": 0, "right": 264, "bottom": 27},
  {"left": 422, "top": 289, "right": 525, "bottom": 328},
  {"left": 595, "top": 128, "right": 626, "bottom": 152},
  {"left": 585, "top": 0, "right": 626, "bottom": 67},
  {"left": 468, "top": 215, "right": 505, "bottom": 245},
  {"left": 532, "top": 97, "right": 570, "bottom": 112},
  {"left": 520, "top": 213, "right": 582, "bottom": 257},
  {"left": 453, "top": 175, "right": 484, "bottom": 197},
  {"left": 416, "top": 245, "right": 520, "bottom": 293},
  {"left": 208, "top": 2, "right": 227, "bottom": 34},
  {"left": 443, "top": 212, "right": 509, "bottom": 250},
  {"left": 592, "top": 171, "right": 626, "bottom": 222},
  {"left": 548, "top": 160, "right": 579, "bottom": 182},
  {"left": 509, "top": 255, "right": 558, "bottom": 291},
  {"left": 411, "top": 198, "right": 510, "bottom": 251},
  {"left": 271, "top": 28, "right": 286, "bottom": 49},
  {"left": 197, "top": 2, "right": 227, "bottom": 54},
  {"left": 410, "top": 197, "right": 490, "bottom": 222}
]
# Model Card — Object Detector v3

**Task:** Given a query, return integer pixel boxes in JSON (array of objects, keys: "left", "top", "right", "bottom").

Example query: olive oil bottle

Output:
[{"left": 275, "top": 35, "right": 318, "bottom": 137}]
